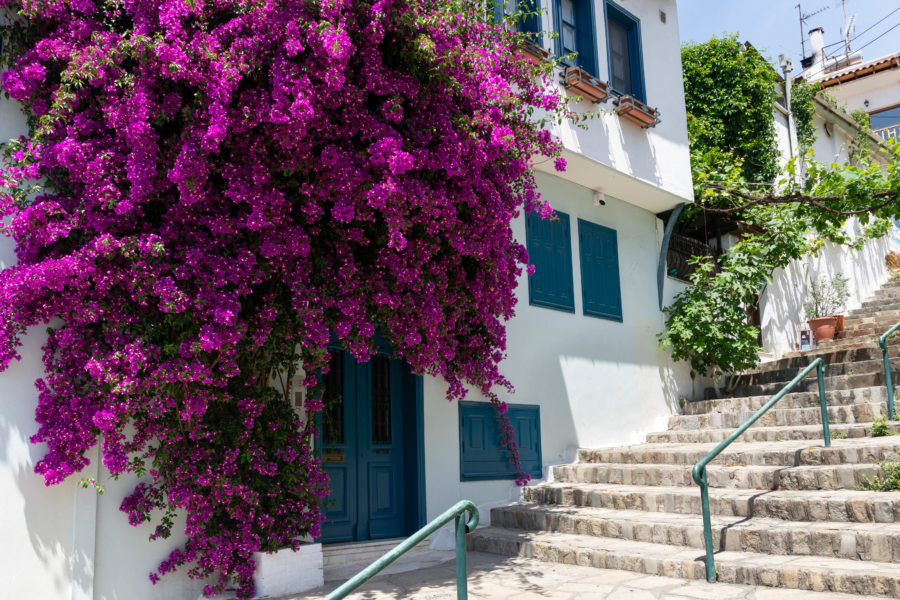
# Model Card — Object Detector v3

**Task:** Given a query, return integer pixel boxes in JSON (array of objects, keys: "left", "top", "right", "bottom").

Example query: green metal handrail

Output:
[
  {"left": 325, "top": 500, "right": 479, "bottom": 600},
  {"left": 879, "top": 320, "right": 900, "bottom": 420},
  {"left": 691, "top": 357, "right": 830, "bottom": 583}
]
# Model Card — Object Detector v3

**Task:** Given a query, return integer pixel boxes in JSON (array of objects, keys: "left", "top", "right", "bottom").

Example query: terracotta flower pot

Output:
[{"left": 808, "top": 316, "right": 840, "bottom": 342}]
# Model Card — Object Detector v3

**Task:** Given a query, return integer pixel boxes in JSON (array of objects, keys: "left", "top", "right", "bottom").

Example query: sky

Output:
[{"left": 677, "top": 0, "right": 900, "bottom": 73}]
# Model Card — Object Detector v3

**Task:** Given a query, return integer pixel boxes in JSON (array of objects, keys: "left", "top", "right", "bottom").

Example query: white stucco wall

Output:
[
  {"left": 760, "top": 226, "right": 895, "bottom": 358},
  {"left": 422, "top": 171, "right": 690, "bottom": 516},
  {"left": 0, "top": 92, "right": 207, "bottom": 599},
  {"left": 823, "top": 68, "right": 900, "bottom": 117},
  {"left": 541, "top": 0, "right": 693, "bottom": 204}
]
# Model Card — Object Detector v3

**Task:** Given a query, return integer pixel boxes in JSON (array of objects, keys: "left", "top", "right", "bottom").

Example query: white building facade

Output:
[{"left": 0, "top": 1, "right": 695, "bottom": 597}]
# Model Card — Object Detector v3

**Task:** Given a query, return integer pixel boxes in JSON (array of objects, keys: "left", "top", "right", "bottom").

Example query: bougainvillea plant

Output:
[{"left": 0, "top": 0, "right": 569, "bottom": 596}]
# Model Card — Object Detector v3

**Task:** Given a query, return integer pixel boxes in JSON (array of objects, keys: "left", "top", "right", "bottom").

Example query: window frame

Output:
[
  {"left": 525, "top": 209, "right": 576, "bottom": 313},
  {"left": 603, "top": 0, "right": 645, "bottom": 103},
  {"left": 552, "top": 0, "right": 598, "bottom": 77}
]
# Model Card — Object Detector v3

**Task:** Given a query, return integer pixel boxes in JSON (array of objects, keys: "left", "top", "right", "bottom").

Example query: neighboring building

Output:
[
  {"left": 803, "top": 26, "right": 900, "bottom": 143},
  {"left": 0, "top": 1, "right": 696, "bottom": 598}
]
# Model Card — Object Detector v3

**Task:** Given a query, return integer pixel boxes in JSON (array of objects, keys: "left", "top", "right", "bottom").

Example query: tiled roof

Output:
[{"left": 817, "top": 50, "right": 900, "bottom": 87}]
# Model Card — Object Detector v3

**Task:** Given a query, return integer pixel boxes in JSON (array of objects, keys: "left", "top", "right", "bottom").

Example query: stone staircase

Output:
[{"left": 469, "top": 279, "right": 900, "bottom": 596}]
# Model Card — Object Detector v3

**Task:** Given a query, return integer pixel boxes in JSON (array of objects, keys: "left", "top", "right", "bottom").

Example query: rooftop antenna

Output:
[
  {"left": 843, "top": 13, "right": 857, "bottom": 55},
  {"left": 797, "top": 2, "right": 831, "bottom": 57}
]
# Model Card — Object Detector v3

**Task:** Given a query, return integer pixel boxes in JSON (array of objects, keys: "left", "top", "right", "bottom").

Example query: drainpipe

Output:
[{"left": 779, "top": 55, "right": 796, "bottom": 178}]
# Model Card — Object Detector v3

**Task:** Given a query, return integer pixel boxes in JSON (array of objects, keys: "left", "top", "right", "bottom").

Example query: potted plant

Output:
[{"left": 804, "top": 273, "right": 850, "bottom": 342}]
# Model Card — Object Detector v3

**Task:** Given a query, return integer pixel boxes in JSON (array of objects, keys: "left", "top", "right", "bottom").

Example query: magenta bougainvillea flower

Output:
[{"left": 0, "top": 0, "right": 567, "bottom": 596}]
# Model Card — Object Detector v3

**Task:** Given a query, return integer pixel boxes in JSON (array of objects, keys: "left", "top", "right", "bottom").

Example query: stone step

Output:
[
  {"left": 729, "top": 359, "right": 900, "bottom": 390},
  {"left": 552, "top": 461, "right": 880, "bottom": 490},
  {"left": 646, "top": 420, "right": 900, "bottom": 444},
  {"left": 858, "top": 299, "right": 900, "bottom": 312},
  {"left": 731, "top": 372, "right": 894, "bottom": 399},
  {"left": 781, "top": 336, "right": 898, "bottom": 359},
  {"left": 578, "top": 437, "right": 900, "bottom": 468},
  {"left": 669, "top": 402, "right": 888, "bottom": 430},
  {"left": 843, "top": 310, "right": 900, "bottom": 326},
  {"left": 467, "top": 528, "right": 900, "bottom": 596},
  {"left": 523, "top": 483, "right": 900, "bottom": 522},
  {"left": 488, "top": 504, "right": 900, "bottom": 562},
  {"left": 683, "top": 386, "right": 894, "bottom": 416},
  {"left": 758, "top": 344, "right": 895, "bottom": 373}
]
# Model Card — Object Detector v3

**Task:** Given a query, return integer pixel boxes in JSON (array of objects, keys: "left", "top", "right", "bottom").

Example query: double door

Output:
[{"left": 318, "top": 349, "right": 407, "bottom": 543}]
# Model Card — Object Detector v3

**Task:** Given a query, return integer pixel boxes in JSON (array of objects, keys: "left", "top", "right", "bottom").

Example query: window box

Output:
[
  {"left": 615, "top": 94, "right": 660, "bottom": 128},
  {"left": 517, "top": 40, "right": 551, "bottom": 66},
  {"left": 561, "top": 65, "right": 609, "bottom": 103}
]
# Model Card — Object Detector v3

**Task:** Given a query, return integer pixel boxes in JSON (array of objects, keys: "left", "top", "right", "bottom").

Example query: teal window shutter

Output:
[
  {"left": 521, "top": 0, "right": 543, "bottom": 45},
  {"left": 578, "top": 219, "right": 623, "bottom": 321},
  {"left": 605, "top": 0, "right": 645, "bottom": 102},
  {"left": 459, "top": 401, "right": 542, "bottom": 481},
  {"left": 525, "top": 210, "right": 575, "bottom": 312}
]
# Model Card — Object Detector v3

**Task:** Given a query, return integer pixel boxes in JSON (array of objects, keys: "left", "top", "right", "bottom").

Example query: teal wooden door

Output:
[{"left": 319, "top": 350, "right": 406, "bottom": 543}]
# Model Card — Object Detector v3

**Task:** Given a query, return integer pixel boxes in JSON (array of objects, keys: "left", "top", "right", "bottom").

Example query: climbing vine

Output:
[
  {"left": 662, "top": 34, "right": 900, "bottom": 386},
  {"left": 0, "top": 1, "right": 570, "bottom": 597}
]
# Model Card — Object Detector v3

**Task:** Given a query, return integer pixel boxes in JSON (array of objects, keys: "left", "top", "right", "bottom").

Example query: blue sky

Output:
[{"left": 677, "top": 0, "right": 900, "bottom": 71}]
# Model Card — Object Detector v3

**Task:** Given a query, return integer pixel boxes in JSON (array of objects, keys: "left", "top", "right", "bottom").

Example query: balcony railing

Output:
[
  {"left": 874, "top": 124, "right": 899, "bottom": 143},
  {"left": 665, "top": 233, "right": 719, "bottom": 282}
]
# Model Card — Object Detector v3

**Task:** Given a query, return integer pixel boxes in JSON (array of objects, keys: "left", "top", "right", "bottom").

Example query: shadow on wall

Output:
[
  {"left": 761, "top": 231, "right": 893, "bottom": 358},
  {"left": 0, "top": 324, "right": 83, "bottom": 600}
]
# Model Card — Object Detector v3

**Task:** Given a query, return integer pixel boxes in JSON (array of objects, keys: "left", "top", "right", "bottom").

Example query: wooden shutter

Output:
[
  {"left": 578, "top": 219, "right": 623, "bottom": 321},
  {"left": 459, "top": 401, "right": 542, "bottom": 481},
  {"left": 526, "top": 210, "right": 575, "bottom": 312}
]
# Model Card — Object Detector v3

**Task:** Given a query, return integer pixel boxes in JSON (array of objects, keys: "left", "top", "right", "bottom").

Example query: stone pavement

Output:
[{"left": 283, "top": 551, "right": 870, "bottom": 600}]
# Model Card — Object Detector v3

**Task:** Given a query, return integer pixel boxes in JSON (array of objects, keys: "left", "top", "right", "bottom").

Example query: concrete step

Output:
[
  {"left": 488, "top": 504, "right": 900, "bottom": 561},
  {"left": 552, "top": 461, "right": 880, "bottom": 490},
  {"left": 578, "top": 437, "right": 900, "bottom": 468},
  {"left": 467, "top": 528, "right": 900, "bottom": 596},
  {"left": 669, "top": 402, "right": 888, "bottom": 430},
  {"left": 523, "top": 483, "right": 900, "bottom": 522},
  {"left": 683, "top": 386, "right": 894, "bottom": 416},
  {"left": 781, "top": 337, "right": 898, "bottom": 359},
  {"left": 646, "top": 420, "right": 900, "bottom": 444},
  {"left": 843, "top": 310, "right": 900, "bottom": 326}
]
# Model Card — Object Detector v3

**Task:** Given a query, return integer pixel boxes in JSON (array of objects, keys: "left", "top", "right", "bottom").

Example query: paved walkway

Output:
[{"left": 284, "top": 552, "right": 871, "bottom": 600}]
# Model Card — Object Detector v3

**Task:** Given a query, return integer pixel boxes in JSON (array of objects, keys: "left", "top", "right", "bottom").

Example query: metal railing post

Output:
[
  {"left": 325, "top": 500, "right": 479, "bottom": 600},
  {"left": 880, "top": 323, "right": 899, "bottom": 420},
  {"left": 817, "top": 361, "right": 831, "bottom": 446},
  {"left": 695, "top": 467, "right": 715, "bottom": 582},
  {"left": 456, "top": 513, "right": 469, "bottom": 600},
  {"left": 692, "top": 357, "right": 829, "bottom": 583}
]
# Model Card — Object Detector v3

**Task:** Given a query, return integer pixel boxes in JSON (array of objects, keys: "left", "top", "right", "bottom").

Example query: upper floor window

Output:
[
  {"left": 494, "top": 0, "right": 543, "bottom": 43},
  {"left": 605, "top": 0, "right": 645, "bottom": 103},
  {"left": 553, "top": 0, "right": 598, "bottom": 76}
]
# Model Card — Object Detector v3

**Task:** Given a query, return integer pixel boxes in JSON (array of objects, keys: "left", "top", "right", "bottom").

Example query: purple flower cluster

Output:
[{"left": 0, "top": 0, "right": 566, "bottom": 596}]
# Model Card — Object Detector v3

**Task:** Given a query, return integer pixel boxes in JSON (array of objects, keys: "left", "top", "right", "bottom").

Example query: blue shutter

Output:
[
  {"left": 578, "top": 219, "right": 623, "bottom": 321},
  {"left": 574, "top": 0, "right": 597, "bottom": 76},
  {"left": 459, "top": 401, "right": 542, "bottom": 481},
  {"left": 525, "top": 210, "right": 575, "bottom": 312},
  {"left": 492, "top": 0, "right": 504, "bottom": 24}
]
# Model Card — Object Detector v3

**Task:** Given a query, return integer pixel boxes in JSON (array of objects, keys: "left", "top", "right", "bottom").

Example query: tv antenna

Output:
[{"left": 796, "top": 2, "right": 831, "bottom": 57}]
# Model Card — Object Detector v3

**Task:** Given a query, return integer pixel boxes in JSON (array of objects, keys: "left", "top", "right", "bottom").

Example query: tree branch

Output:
[{"left": 700, "top": 184, "right": 897, "bottom": 216}]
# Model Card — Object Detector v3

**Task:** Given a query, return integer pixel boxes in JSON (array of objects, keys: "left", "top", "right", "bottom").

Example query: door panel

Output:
[{"left": 320, "top": 350, "right": 407, "bottom": 543}]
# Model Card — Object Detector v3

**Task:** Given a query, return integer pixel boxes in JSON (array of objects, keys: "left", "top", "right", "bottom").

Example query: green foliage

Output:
[
  {"left": 872, "top": 416, "right": 891, "bottom": 437},
  {"left": 682, "top": 36, "right": 779, "bottom": 184},
  {"left": 804, "top": 273, "right": 850, "bottom": 319},
  {"left": 857, "top": 460, "right": 900, "bottom": 491},
  {"left": 659, "top": 208, "right": 810, "bottom": 384},
  {"left": 832, "top": 431, "right": 848, "bottom": 440},
  {"left": 849, "top": 108, "right": 877, "bottom": 165},
  {"left": 791, "top": 80, "right": 820, "bottom": 155}
]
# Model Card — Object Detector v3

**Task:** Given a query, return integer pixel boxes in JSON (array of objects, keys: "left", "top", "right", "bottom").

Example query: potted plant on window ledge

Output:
[
  {"left": 561, "top": 65, "right": 610, "bottom": 103},
  {"left": 805, "top": 273, "right": 850, "bottom": 343},
  {"left": 615, "top": 94, "right": 661, "bottom": 128}
]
